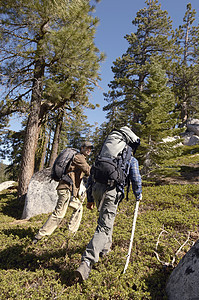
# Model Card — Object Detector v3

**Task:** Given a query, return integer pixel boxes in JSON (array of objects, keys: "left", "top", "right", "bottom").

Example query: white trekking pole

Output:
[{"left": 123, "top": 199, "right": 140, "bottom": 274}]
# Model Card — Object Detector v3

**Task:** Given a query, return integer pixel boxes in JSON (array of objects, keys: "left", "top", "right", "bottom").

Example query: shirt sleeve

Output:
[
  {"left": 72, "top": 153, "right": 91, "bottom": 176},
  {"left": 129, "top": 157, "right": 142, "bottom": 200}
]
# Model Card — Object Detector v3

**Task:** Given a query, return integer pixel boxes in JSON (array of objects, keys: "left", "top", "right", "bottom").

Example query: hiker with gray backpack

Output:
[
  {"left": 75, "top": 126, "right": 142, "bottom": 281},
  {"left": 32, "top": 141, "right": 93, "bottom": 244}
]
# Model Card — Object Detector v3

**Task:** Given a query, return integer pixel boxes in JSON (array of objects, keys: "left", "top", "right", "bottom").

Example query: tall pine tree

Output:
[
  {"left": 172, "top": 3, "right": 199, "bottom": 127},
  {"left": 138, "top": 58, "right": 178, "bottom": 172},
  {"left": 104, "top": 0, "right": 175, "bottom": 130},
  {"left": 0, "top": 0, "right": 104, "bottom": 198}
]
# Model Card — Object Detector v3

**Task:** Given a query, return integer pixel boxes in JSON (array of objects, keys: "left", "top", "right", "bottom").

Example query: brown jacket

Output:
[{"left": 57, "top": 152, "right": 90, "bottom": 197}]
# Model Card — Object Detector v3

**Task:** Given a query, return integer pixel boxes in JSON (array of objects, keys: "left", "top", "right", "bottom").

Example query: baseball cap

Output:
[{"left": 81, "top": 141, "right": 93, "bottom": 149}]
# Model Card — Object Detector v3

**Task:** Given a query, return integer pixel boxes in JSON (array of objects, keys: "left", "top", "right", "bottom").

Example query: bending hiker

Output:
[
  {"left": 33, "top": 141, "right": 93, "bottom": 244},
  {"left": 75, "top": 126, "right": 142, "bottom": 281}
]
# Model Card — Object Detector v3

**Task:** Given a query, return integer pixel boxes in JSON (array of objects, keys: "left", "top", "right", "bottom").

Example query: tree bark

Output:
[
  {"left": 38, "top": 123, "right": 49, "bottom": 171},
  {"left": 48, "top": 109, "right": 64, "bottom": 167},
  {"left": 18, "top": 57, "right": 45, "bottom": 200},
  {"left": 39, "top": 137, "right": 49, "bottom": 171}
]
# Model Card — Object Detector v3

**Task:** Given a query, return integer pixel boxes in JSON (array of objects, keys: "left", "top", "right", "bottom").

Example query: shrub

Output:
[{"left": 0, "top": 183, "right": 199, "bottom": 299}]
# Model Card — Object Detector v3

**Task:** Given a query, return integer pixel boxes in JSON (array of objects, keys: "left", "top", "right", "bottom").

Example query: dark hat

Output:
[{"left": 81, "top": 141, "right": 93, "bottom": 148}]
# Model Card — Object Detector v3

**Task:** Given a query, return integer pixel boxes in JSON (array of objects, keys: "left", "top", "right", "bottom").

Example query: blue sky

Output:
[{"left": 86, "top": 0, "right": 199, "bottom": 128}]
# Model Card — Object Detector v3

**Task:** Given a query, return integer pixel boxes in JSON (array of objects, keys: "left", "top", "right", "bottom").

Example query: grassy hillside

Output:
[{"left": 0, "top": 148, "right": 199, "bottom": 299}]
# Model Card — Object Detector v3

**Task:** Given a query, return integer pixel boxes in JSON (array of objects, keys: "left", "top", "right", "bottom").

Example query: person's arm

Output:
[
  {"left": 73, "top": 154, "right": 95, "bottom": 209},
  {"left": 129, "top": 157, "right": 142, "bottom": 201},
  {"left": 72, "top": 153, "right": 91, "bottom": 176}
]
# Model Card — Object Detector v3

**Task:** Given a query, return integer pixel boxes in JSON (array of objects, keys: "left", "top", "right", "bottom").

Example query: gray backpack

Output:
[
  {"left": 91, "top": 126, "right": 140, "bottom": 187},
  {"left": 100, "top": 126, "right": 140, "bottom": 158}
]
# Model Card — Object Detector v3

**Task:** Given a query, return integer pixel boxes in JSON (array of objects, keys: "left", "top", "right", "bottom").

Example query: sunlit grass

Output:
[{"left": 0, "top": 180, "right": 199, "bottom": 299}]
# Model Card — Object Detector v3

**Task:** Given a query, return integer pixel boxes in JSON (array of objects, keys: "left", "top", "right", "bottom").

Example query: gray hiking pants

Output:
[
  {"left": 35, "top": 189, "right": 83, "bottom": 239},
  {"left": 82, "top": 182, "right": 122, "bottom": 265}
]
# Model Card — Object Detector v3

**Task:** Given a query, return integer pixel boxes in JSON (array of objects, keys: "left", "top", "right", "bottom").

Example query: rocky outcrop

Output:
[
  {"left": 187, "top": 119, "right": 199, "bottom": 136},
  {"left": 166, "top": 240, "right": 199, "bottom": 300},
  {"left": 182, "top": 119, "right": 199, "bottom": 146},
  {"left": 21, "top": 168, "right": 58, "bottom": 219},
  {"left": 182, "top": 132, "right": 199, "bottom": 146},
  {"left": 0, "top": 181, "right": 16, "bottom": 192},
  {"left": 21, "top": 168, "right": 86, "bottom": 220},
  {"left": 162, "top": 119, "right": 199, "bottom": 147}
]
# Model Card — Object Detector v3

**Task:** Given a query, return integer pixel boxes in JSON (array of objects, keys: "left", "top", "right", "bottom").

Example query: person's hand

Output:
[
  {"left": 87, "top": 202, "right": 95, "bottom": 210},
  {"left": 137, "top": 194, "right": 142, "bottom": 201}
]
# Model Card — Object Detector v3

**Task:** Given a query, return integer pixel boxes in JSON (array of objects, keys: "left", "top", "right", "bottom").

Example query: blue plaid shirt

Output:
[{"left": 129, "top": 156, "right": 142, "bottom": 200}]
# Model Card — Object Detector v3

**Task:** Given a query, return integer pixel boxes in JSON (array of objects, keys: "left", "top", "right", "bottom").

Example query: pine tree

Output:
[
  {"left": 0, "top": 129, "right": 25, "bottom": 181},
  {"left": 34, "top": 120, "right": 49, "bottom": 171},
  {"left": 104, "top": 0, "right": 175, "bottom": 130},
  {"left": 138, "top": 58, "right": 178, "bottom": 172},
  {"left": 0, "top": 114, "right": 9, "bottom": 157},
  {"left": 0, "top": 0, "right": 104, "bottom": 198},
  {"left": 64, "top": 108, "right": 93, "bottom": 150},
  {"left": 48, "top": 108, "right": 64, "bottom": 167},
  {"left": 0, "top": 161, "right": 10, "bottom": 182},
  {"left": 172, "top": 3, "right": 199, "bottom": 127}
]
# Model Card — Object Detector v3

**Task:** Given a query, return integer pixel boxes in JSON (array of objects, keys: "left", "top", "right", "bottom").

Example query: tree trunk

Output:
[
  {"left": 45, "top": 125, "right": 52, "bottom": 166},
  {"left": 180, "top": 12, "right": 189, "bottom": 127},
  {"left": 18, "top": 57, "right": 45, "bottom": 200},
  {"left": 49, "top": 109, "right": 64, "bottom": 167},
  {"left": 180, "top": 100, "right": 188, "bottom": 127},
  {"left": 39, "top": 133, "right": 49, "bottom": 171},
  {"left": 142, "top": 135, "right": 153, "bottom": 175}
]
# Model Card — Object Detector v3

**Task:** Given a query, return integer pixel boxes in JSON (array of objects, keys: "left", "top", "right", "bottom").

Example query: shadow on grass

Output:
[
  {"left": 0, "top": 228, "right": 86, "bottom": 286},
  {"left": 2, "top": 227, "right": 35, "bottom": 239},
  {"left": 180, "top": 165, "right": 199, "bottom": 181},
  {"left": 143, "top": 265, "right": 173, "bottom": 300},
  {"left": 0, "top": 190, "right": 24, "bottom": 219}
]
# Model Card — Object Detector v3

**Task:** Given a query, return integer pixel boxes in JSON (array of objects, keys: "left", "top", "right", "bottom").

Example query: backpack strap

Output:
[
  {"left": 64, "top": 151, "right": 79, "bottom": 175},
  {"left": 126, "top": 175, "right": 130, "bottom": 201}
]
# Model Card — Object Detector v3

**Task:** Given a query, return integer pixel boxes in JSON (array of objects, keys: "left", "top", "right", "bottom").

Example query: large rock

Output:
[
  {"left": 0, "top": 181, "right": 16, "bottom": 192},
  {"left": 22, "top": 168, "right": 58, "bottom": 219},
  {"left": 166, "top": 240, "right": 199, "bottom": 300},
  {"left": 162, "top": 132, "right": 199, "bottom": 147},
  {"left": 183, "top": 134, "right": 199, "bottom": 146},
  {"left": 162, "top": 136, "right": 183, "bottom": 147},
  {"left": 22, "top": 168, "right": 86, "bottom": 220},
  {"left": 187, "top": 119, "right": 199, "bottom": 136}
]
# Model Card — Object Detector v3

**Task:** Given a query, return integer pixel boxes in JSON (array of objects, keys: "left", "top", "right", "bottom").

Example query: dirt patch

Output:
[
  {"left": 9, "top": 219, "right": 29, "bottom": 225},
  {"left": 160, "top": 177, "right": 199, "bottom": 185},
  {"left": 147, "top": 162, "right": 199, "bottom": 185},
  {"left": 167, "top": 163, "right": 199, "bottom": 185}
]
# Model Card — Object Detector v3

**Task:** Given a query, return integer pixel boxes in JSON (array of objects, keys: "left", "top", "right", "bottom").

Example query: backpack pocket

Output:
[{"left": 92, "top": 157, "right": 118, "bottom": 185}]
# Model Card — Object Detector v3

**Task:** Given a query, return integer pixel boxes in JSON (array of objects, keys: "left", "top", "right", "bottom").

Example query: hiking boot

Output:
[
  {"left": 32, "top": 238, "right": 40, "bottom": 245},
  {"left": 75, "top": 260, "right": 92, "bottom": 281},
  {"left": 99, "top": 249, "right": 110, "bottom": 258}
]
